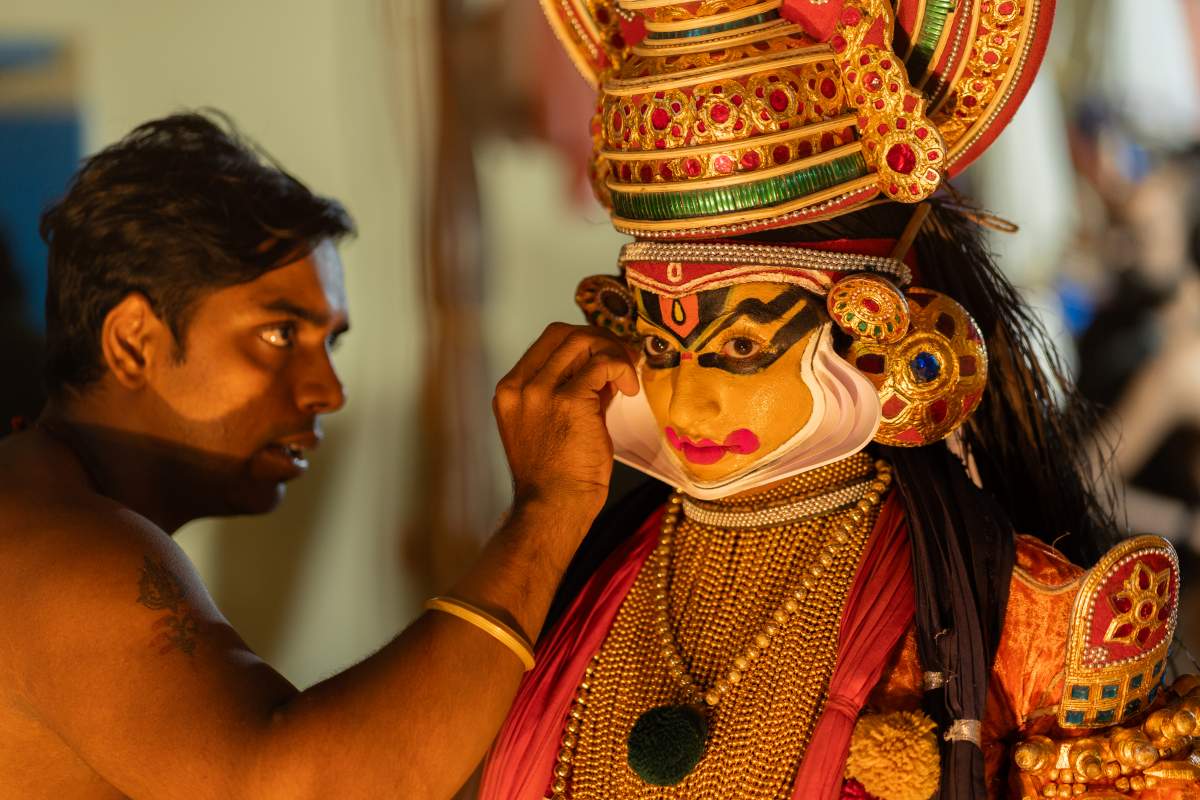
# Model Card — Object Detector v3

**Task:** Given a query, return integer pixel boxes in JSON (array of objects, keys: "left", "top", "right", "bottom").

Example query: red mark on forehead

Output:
[{"left": 659, "top": 294, "right": 700, "bottom": 340}]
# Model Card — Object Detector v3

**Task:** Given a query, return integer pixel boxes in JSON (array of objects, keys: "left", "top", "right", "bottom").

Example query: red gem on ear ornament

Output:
[{"left": 827, "top": 274, "right": 910, "bottom": 344}]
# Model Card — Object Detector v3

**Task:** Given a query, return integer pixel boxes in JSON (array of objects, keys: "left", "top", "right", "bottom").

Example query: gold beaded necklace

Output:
[{"left": 549, "top": 453, "right": 892, "bottom": 800}]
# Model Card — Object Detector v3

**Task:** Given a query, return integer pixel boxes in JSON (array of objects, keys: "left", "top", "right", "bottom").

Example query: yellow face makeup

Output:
[{"left": 634, "top": 281, "right": 824, "bottom": 484}]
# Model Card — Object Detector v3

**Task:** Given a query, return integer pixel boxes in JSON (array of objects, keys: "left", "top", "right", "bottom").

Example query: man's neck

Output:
[{"left": 38, "top": 396, "right": 201, "bottom": 534}]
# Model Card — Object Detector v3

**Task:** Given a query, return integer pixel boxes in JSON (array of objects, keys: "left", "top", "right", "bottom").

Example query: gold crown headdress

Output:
[{"left": 542, "top": 0, "right": 1054, "bottom": 239}]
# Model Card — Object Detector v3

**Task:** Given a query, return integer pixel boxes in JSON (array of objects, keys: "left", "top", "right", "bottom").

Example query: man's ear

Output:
[{"left": 100, "top": 293, "right": 170, "bottom": 389}]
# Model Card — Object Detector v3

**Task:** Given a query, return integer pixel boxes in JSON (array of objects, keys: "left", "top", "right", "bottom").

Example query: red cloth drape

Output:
[
  {"left": 478, "top": 509, "right": 664, "bottom": 800},
  {"left": 791, "top": 494, "right": 915, "bottom": 799}
]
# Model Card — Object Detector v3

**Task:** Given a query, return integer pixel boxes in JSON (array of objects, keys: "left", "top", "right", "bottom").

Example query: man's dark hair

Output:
[{"left": 39, "top": 110, "right": 355, "bottom": 395}]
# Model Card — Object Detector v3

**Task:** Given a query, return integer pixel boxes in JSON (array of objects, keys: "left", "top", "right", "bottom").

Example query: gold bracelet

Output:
[{"left": 424, "top": 596, "right": 536, "bottom": 672}]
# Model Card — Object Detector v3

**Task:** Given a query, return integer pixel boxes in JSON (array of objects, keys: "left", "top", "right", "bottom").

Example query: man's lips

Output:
[
  {"left": 257, "top": 432, "right": 321, "bottom": 478},
  {"left": 665, "top": 427, "right": 761, "bottom": 465}
]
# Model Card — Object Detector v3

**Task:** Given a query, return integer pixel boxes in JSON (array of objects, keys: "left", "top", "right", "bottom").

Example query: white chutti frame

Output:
[{"left": 605, "top": 324, "right": 882, "bottom": 501}]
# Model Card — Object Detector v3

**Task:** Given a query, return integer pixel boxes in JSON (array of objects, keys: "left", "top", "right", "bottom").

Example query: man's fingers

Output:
[
  {"left": 532, "top": 329, "right": 634, "bottom": 392},
  {"left": 561, "top": 354, "right": 640, "bottom": 400},
  {"left": 496, "top": 322, "right": 577, "bottom": 389}
]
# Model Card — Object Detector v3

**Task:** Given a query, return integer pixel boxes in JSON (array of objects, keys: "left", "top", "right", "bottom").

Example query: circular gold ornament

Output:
[
  {"left": 827, "top": 273, "right": 910, "bottom": 344},
  {"left": 846, "top": 287, "right": 988, "bottom": 447},
  {"left": 575, "top": 274, "right": 639, "bottom": 343}
]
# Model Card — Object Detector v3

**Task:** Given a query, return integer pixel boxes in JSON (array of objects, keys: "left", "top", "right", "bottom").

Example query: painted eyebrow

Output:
[
  {"left": 635, "top": 317, "right": 684, "bottom": 348},
  {"left": 692, "top": 285, "right": 808, "bottom": 351},
  {"left": 261, "top": 299, "right": 350, "bottom": 338}
]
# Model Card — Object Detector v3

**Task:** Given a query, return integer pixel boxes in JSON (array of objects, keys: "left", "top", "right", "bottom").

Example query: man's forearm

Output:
[
  {"left": 247, "top": 498, "right": 595, "bottom": 800},
  {"left": 450, "top": 495, "right": 600, "bottom": 639}
]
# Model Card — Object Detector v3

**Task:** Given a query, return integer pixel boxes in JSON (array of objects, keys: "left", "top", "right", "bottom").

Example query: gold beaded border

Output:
[
  {"left": 607, "top": 141, "right": 861, "bottom": 194},
  {"left": 603, "top": 47, "right": 833, "bottom": 95},
  {"left": 633, "top": 20, "right": 802, "bottom": 56},
  {"left": 944, "top": 0, "right": 1041, "bottom": 170},
  {"left": 642, "top": 0, "right": 782, "bottom": 33}
]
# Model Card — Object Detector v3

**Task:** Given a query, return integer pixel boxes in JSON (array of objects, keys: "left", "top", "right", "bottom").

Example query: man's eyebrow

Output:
[{"left": 261, "top": 298, "right": 348, "bottom": 335}]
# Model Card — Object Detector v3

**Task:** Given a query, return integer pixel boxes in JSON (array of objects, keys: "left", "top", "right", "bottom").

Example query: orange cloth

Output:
[{"left": 865, "top": 534, "right": 1085, "bottom": 797}]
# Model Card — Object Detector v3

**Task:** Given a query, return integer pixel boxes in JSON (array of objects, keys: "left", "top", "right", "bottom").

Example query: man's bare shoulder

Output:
[
  {"left": 0, "top": 432, "right": 295, "bottom": 798},
  {"left": 0, "top": 432, "right": 218, "bottom": 684},
  {"left": 0, "top": 431, "right": 183, "bottom": 606}
]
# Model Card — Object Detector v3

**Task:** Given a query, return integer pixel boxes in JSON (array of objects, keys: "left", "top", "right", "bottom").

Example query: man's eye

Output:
[
  {"left": 644, "top": 336, "right": 673, "bottom": 356},
  {"left": 260, "top": 324, "right": 295, "bottom": 348},
  {"left": 722, "top": 337, "right": 762, "bottom": 358}
]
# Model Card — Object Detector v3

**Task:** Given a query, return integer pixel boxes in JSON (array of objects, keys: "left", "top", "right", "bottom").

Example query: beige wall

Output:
[{"left": 0, "top": 0, "right": 431, "bottom": 687}]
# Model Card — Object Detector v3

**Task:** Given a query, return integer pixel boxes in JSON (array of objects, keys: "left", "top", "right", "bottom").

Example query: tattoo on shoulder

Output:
[{"left": 137, "top": 556, "right": 199, "bottom": 657}]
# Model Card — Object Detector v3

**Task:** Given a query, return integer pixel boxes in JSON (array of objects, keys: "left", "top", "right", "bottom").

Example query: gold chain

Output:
[{"left": 549, "top": 453, "right": 891, "bottom": 799}]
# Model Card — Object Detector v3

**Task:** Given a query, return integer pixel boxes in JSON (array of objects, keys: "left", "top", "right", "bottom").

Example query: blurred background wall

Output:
[{"left": 1, "top": 0, "right": 1199, "bottom": 688}]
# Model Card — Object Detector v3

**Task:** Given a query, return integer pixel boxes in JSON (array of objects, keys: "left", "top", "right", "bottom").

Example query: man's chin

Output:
[{"left": 220, "top": 480, "right": 287, "bottom": 517}]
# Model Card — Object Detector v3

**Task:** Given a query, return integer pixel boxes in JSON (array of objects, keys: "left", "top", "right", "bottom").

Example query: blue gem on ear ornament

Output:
[{"left": 909, "top": 351, "right": 941, "bottom": 383}]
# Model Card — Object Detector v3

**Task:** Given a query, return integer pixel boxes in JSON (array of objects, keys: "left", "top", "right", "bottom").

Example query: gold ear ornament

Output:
[
  {"left": 576, "top": 274, "right": 640, "bottom": 344},
  {"left": 834, "top": 281, "right": 988, "bottom": 447}
]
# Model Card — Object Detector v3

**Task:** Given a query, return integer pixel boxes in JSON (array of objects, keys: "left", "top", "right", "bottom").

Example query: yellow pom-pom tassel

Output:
[{"left": 844, "top": 711, "right": 940, "bottom": 800}]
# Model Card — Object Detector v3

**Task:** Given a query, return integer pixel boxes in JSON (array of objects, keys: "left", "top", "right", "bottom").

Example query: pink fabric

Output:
[
  {"left": 791, "top": 494, "right": 915, "bottom": 799},
  {"left": 478, "top": 508, "right": 665, "bottom": 800}
]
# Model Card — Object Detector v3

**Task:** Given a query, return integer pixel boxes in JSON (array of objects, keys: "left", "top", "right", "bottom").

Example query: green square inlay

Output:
[
  {"left": 1101, "top": 684, "right": 1119, "bottom": 700},
  {"left": 1069, "top": 684, "right": 1090, "bottom": 701},
  {"left": 1064, "top": 710, "right": 1085, "bottom": 726},
  {"left": 1130, "top": 673, "right": 1144, "bottom": 690},
  {"left": 1094, "top": 709, "right": 1116, "bottom": 725},
  {"left": 1124, "top": 699, "right": 1142, "bottom": 718}
]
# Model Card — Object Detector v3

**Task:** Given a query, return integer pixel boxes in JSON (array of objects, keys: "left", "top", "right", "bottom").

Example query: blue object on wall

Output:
[{"left": 0, "top": 111, "right": 82, "bottom": 331}]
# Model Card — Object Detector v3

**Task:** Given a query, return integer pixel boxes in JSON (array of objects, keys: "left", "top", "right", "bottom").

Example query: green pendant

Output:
[{"left": 626, "top": 704, "right": 709, "bottom": 786}]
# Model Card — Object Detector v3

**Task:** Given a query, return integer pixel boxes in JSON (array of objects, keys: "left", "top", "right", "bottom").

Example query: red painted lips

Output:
[{"left": 665, "top": 426, "right": 761, "bottom": 465}]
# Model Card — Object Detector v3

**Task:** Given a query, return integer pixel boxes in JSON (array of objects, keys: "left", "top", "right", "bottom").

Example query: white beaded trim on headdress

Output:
[{"left": 618, "top": 240, "right": 913, "bottom": 286}]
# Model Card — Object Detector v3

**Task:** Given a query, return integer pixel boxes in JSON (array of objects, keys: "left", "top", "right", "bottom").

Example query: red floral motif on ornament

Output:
[{"left": 1102, "top": 561, "right": 1172, "bottom": 649}]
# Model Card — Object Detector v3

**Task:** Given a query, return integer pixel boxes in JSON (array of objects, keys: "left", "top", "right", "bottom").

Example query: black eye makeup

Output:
[
  {"left": 641, "top": 333, "right": 681, "bottom": 369},
  {"left": 635, "top": 287, "right": 824, "bottom": 374}
]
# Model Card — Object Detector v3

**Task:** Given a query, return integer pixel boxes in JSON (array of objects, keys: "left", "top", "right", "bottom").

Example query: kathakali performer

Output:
[{"left": 479, "top": 1, "right": 1200, "bottom": 798}]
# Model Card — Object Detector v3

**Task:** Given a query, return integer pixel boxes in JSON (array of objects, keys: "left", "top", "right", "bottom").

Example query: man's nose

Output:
[
  {"left": 668, "top": 358, "right": 720, "bottom": 429},
  {"left": 294, "top": 350, "right": 346, "bottom": 415}
]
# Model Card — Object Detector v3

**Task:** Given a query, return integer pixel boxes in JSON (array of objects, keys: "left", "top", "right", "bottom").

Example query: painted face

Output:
[{"left": 634, "top": 281, "right": 825, "bottom": 484}]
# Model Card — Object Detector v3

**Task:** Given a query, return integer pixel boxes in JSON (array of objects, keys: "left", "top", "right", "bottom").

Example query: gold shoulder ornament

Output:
[
  {"left": 1059, "top": 536, "right": 1180, "bottom": 731},
  {"left": 1012, "top": 536, "right": 1200, "bottom": 798}
]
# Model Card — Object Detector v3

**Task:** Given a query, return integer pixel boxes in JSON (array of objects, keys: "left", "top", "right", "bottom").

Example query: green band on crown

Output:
[
  {"left": 609, "top": 153, "right": 869, "bottom": 221},
  {"left": 907, "top": 0, "right": 956, "bottom": 81},
  {"left": 646, "top": 10, "right": 781, "bottom": 41}
]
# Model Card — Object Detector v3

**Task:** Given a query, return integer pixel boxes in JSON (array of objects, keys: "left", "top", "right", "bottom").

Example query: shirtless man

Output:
[{"left": 0, "top": 113, "right": 636, "bottom": 799}]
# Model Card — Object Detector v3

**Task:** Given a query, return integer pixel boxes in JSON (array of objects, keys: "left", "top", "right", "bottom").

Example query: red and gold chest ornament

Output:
[
  {"left": 540, "top": 0, "right": 1053, "bottom": 239},
  {"left": 1058, "top": 536, "right": 1181, "bottom": 730},
  {"left": 577, "top": 236, "right": 987, "bottom": 447}
]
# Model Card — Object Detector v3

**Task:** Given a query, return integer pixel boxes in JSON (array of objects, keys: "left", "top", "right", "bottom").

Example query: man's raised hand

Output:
[{"left": 492, "top": 323, "right": 639, "bottom": 519}]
